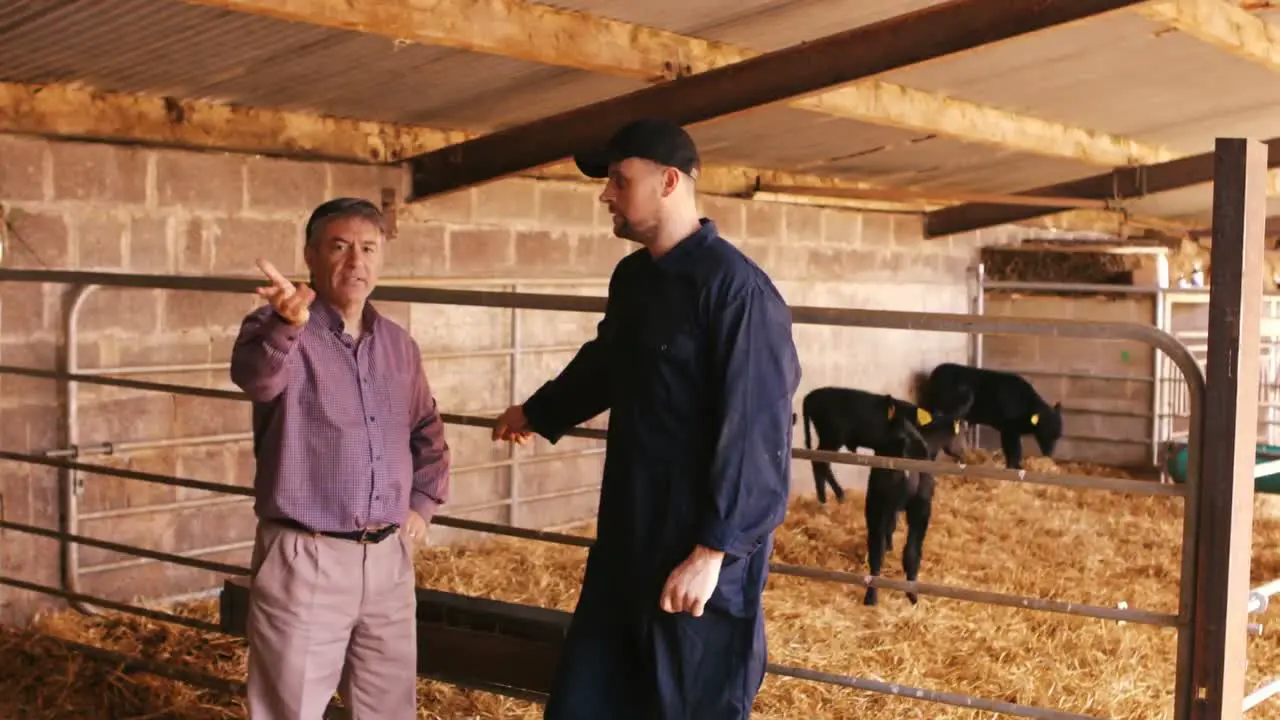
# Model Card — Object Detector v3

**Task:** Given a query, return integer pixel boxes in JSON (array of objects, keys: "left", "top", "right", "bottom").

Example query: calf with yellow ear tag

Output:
[{"left": 918, "top": 362, "right": 1063, "bottom": 470}]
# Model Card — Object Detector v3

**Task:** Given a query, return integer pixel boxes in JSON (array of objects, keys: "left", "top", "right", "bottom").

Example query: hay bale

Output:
[{"left": 5, "top": 452, "right": 1280, "bottom": 719}]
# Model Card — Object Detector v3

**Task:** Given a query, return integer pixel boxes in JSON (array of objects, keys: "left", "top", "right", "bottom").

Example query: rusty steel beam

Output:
[
  {"left": 924, "top": 138, "right": 1280, "bottom": 238},
  {"left": 405, "top": 0, "right": 1151, "bottom": 201}
]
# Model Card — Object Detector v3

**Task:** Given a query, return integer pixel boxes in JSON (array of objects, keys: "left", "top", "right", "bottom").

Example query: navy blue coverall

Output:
[{"left": 522, "top": 219, "right": 802, "bottom": 719}]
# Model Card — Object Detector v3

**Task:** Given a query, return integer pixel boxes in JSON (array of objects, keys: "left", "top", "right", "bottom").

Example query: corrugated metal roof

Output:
[{"left": 0, "top": 0, "right": 1277, "bottom": 225}]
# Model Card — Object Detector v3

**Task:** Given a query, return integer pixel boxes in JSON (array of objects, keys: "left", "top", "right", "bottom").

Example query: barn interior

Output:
[{"left": 0, "top": 0, "right": 1279, "bottom": 718}]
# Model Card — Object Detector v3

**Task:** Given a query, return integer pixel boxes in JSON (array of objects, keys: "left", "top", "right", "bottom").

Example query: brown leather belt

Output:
[{"left": 278, "top": 519, "right": 400, "bottom": 544}]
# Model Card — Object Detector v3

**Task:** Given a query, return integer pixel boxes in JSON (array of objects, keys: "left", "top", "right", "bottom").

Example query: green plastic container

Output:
[{"left": 1165, "top": 442, "right": 1280, "bottom": 494}]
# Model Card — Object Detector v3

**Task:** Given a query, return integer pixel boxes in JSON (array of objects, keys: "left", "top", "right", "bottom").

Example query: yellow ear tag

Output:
[
  {"left": 887, "top": 404, "right": 895, "bottom": 420},
  {"left": 1030, "top": 413, "right": 1040, "bottom": 426},
  {"left": 916, "top": 408, "right": 933, "bottom": 426}
]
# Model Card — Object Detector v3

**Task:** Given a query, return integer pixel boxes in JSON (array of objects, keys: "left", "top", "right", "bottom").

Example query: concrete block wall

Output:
[
  {"left": 0, "top": 133, "right": 995, "bottom": 624},
  {"left": 979, "top": 292, "right": 1157, "bottom": 467}
]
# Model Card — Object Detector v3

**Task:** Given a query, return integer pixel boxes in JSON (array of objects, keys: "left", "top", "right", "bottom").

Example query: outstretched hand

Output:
[
  {"left": 256, "top": 258, "right": 314, "bottom": 326},
  {"left": 492, "top": 405, "right": 534, "bottom": 445}
]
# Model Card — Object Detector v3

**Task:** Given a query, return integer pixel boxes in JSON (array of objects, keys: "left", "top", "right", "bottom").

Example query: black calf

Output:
[
  {"left": 863, "top": 408, "right": 935, "bottom": 606},
  {"left": 800, "top": 386, "right": 967, "bottom": 505},
  {"left": 919, "top": 363, "right": 1063, "bottom": 470}
]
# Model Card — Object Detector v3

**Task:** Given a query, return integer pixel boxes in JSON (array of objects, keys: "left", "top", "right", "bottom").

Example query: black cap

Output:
[{"left": 573, "top": 118, "right": 701, "bottom": 181}]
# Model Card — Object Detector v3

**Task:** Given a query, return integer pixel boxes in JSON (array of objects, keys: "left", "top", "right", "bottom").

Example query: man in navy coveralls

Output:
[{"left": 492, "top": 118, "right": 801, "bottom": 719}]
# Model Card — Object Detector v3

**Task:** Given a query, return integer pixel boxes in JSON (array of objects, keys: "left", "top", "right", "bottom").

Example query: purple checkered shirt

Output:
[{"left": 230, "top": 299, "right": 451, "bottom": 533}]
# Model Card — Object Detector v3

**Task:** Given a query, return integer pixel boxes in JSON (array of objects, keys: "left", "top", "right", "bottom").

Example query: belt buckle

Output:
[{"left": 357, "top": 527, "right": 376, "bottom": 544}]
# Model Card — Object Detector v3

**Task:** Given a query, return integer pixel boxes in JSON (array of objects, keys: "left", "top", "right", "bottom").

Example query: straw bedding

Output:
[{"left": 4, "top": 449, "right": 1280, "bottom": 719}]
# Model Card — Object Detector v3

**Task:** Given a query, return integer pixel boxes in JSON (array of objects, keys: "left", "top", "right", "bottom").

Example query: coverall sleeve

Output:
[
  {"left": 229, "top": 305, "right": 303, "bottom": 403},
  {"left": 697, "top": 280, "right": 800, "bottom": 559},
  {"left": 407, "top": 341, "right": 452, "bottom": 522},
  {"left": 520, "top": 279, "right": 619, "bottom": 444}
]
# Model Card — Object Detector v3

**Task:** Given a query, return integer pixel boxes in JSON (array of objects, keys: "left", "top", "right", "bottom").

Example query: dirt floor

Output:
[{"left": 2, "top": 451, "right": 1279, "bottom": 719}]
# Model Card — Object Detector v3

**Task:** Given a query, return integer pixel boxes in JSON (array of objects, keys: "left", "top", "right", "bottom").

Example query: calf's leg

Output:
[
  {"left": 1000, "top": 427, "right": 1025, "bottom": 470},
  {"left": 902, "top": 490, "right": 933, "bottom": 606}
]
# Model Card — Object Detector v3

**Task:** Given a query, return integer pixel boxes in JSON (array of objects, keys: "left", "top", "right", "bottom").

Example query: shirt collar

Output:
[
  {"left": 310, "top": 296, "right": 381, "bottom": 337},
  {"left": 651, "top": 218, "right": 717, "bottom": 274}
]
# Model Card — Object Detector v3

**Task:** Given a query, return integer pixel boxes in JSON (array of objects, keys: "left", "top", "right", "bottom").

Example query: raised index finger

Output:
[{"left": 255, "top": 258, "right": 295, "bottom": 294}]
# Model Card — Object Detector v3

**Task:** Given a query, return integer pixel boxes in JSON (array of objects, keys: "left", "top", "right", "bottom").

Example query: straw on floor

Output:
[{"left": 3, "top": 449, "right": 1279, "bottom": 719}]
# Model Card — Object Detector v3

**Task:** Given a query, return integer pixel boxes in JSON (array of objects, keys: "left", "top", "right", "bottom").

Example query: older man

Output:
[
  {"left": 493, "top": 118, "right": 801, "bottom": 718},
  {"left": 230, "top": 197, "right": 451, "bottom": 719}
]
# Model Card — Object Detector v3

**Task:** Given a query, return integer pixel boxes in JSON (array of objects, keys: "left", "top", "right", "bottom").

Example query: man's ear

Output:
[{"left": 661, "top": 166, "right": 682, "bottom": 198}]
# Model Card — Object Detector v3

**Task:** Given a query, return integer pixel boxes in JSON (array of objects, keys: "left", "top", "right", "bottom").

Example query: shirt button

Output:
[{"left": 368, "top": 416, "right": 375, "bottom": 422}]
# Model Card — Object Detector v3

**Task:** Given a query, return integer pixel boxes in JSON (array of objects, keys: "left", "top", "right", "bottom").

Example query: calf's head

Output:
[
  {"left": 883, "top": 403, "right": 933, "bottom": 461},
  {"left": 1030, "top": 401, "right": 1064, "bottom": 457},
  {"left": 919, "top": 391, "right": 972, "bottom": 459}
]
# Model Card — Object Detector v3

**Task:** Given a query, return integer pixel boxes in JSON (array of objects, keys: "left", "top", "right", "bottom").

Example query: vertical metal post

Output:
[
  {"left": 1183, "top": 137, "right": 1266, "bottom": 720},
  {"left": 508, "top": 282, "right": 522, "bottom": 528},
  {"left": 970, "top": 262, "right": 986, "bottom": 449},
  {"left": 61, "top": 284, "right": 99, "bottom": 614},
  {"left": 1152, "top": 288, "right": 1167, "bottom": 467}
]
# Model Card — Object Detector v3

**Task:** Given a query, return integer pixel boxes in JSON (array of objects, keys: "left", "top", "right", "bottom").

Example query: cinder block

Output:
[
  {"left": 410, "top": 302, "right": 510, "bottom": 354},
  {"left": 163, "top": 288, "right": 257, "bottom": 333},
  {"left": 156, "top": 150, "right": 245, "bottom": 213},
  {"left": 245, "top": 156, "right": 327, "bottom": 211},
  {"left": 861, "top": 212, "right": 893, "bottom": 246},
  {"left": 519, "top": 453, "right": 604, "bottom": 497},
  {"left": 78, "top": 395, "right": 177, "bottom": 446},
  {"left": 77, "top": 505, "right": 179, "bottom": 568},
  {"left": 821, "top": 208, "right": 861, "bottom": 247},
  {"left": 173, "top": 394, "right": 251, "bottom": 437},
  {"left": 171, "top": 500, "right": 257, "bottom": 552},
  {"left": 409, "top": 187, "right": 474, "bottom": 225},
  {"left": 698, "top": 195, "right": 745, "bottom": 240},
  {"left": 515, "top": 230, "right": 574, "bottom": 273},
  {"left": 384, "top": 222, "right": 447, "bottom": 277},
  {"left": 128, "top": 215, "right": 173, "bottom": 273},
  {"left": 3, "top": 210, "right": 70, "bottom": 269},
  {"left": 783, "top": 205, "right": 823, "bottom": 245},
  {"left": 517, "top": 483, "right": 602, "bottom": 530},
  {"left": 50, "top": 142, "right": 148, "bottom": 204},
  {"left": 538, "top": 184, "right": 596, "bottom": 228},
  {"left": 574, "top": 232, "right": 629, "bottom": 276},
  {"left": 475, "top": 179, "right": 538, "bottom": 223},
  {"left": 892, "top": 214, "right": 925, "bottom": 247},
  {"left": 76, "top": 287, "right": 161, "bottom": 336},
  {"left": 424, "top": 354, "right": 512, "bottom": 413},
  {"left": 449, "top": 228, "right": 514, "bottom": 276},
  {"left": 177, "top": 217, "right": 213, "bottom": 275},
  {"left": 744, "top": 203, "right": 783, "bottom": 243},
  {"left": 0, "top": 135, "right": 48, "bottom": 202},
  {"left": 78, "top": 453, "right": 181, "bottom": 514},
  {"left": 446, "top": 423, "right": 517, "bottom": 470},
  {"left": 447, "top": 467, "right": 511, "bottom": 509},
  {"left": 212, "top": 218, "right": 301, "bottom": 276}
]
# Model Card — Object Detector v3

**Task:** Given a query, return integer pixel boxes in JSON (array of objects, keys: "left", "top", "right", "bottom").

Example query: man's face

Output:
[
  {"left": 303, "top": 215, "right": 383, "bottom": 308},
  {"left": 599, "top": 157, "right": 670, "bottom": 242}
]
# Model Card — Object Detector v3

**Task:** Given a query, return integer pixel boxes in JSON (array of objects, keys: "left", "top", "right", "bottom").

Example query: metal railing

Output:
[{"left": 0, "top": 267, "right": 1210, "bottom": 720}]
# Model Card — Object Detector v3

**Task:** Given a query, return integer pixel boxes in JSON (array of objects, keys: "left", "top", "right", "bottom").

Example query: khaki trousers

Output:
[{"left": 245, "top": 519, "right": 418, "bottom": 719}]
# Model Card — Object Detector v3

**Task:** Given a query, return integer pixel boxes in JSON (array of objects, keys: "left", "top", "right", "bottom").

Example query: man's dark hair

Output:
[{"left": 304, "top": 197, "right": 387, "bottom": 249}]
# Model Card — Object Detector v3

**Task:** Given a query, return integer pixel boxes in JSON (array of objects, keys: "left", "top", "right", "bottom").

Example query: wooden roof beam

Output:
[
  {"left": 1138, "top": 0, "right": 1280, "bottom": 72},
  {"left": 0, "top": 81, "right": 935, "bottom": 213},
  {"left": 186, "top": 0, "right": 1179, "bottom": 168},
  {"left": 395, "top": 0, "right": 1154, "bottom": 201},
  {"left": 923, "top": 139, "right": 1280, "bottom": 237}
]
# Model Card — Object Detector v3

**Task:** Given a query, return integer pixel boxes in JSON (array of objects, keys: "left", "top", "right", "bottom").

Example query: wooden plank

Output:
[
  {"left": 923, "top": 138, "right": 1280, "bottom": 238},
  {"left": 1183, "top": 138, "right": 1265, "bottom": 719},
  {"left": 403, "top": 0, "right": 1153, "bottom": 201},
  {"left": 1139, "top": 0, "right": 1280, "bottom": 74},
  {"left": 189, "top": 0, "right": 1179, "bottom": 167}
]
